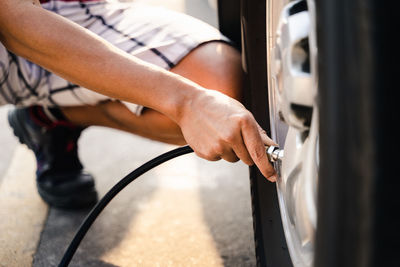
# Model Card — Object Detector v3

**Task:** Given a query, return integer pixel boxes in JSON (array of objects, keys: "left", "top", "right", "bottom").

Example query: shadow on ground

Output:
[{"left": 33, "top": 128, "right": 165, "bottom": 266}]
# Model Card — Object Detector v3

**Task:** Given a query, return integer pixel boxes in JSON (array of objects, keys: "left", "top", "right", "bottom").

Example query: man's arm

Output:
[
  {"left": 0, "top": 0, "right": 277, "bottom": 180},
  {"left": 0, "top": 0, "right": 190, "bottom": 118}
]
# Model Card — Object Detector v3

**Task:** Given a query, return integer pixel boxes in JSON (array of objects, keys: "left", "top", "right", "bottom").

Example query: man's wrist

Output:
[{"left": 157, "top": 73, "right": 204, "bottom": 123}]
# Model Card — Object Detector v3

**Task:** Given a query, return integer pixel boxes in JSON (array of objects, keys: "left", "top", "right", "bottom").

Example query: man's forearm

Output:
[{"left": 0, "top": 0, "right": 198, "bottom": 121}]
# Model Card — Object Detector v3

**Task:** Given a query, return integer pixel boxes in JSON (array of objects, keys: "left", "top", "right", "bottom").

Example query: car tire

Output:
[
  {"left": 241, "top": 0, "right": 293, "bottom": 266},
  {"left": 315, "top": 1, "right": 399, "bottom": 267},
  {"left": 241, "top": 0, "right": 400, "bottom": 267}
]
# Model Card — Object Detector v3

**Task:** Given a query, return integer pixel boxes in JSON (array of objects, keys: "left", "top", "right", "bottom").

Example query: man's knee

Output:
[{"left": 171, "top": 41, "right": 243, "bottom": 100}]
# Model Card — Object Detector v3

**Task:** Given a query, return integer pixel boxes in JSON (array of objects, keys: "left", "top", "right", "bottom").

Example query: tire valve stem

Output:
[{"left": 266, "top": 146, "right": 284, "bottom": 163}]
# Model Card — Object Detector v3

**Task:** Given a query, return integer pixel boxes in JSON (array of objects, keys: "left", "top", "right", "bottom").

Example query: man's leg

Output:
[{"left": 61, "top": 42, "right": 243, "bottom": 145}]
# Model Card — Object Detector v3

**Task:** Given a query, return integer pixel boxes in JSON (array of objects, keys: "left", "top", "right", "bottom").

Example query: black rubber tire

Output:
[
  {"left": 315, "top": 1, "right": 400, "bottom": 267},
  {"left": 241, "top": 0, "right": 293, "bottom": 266},
  {"left": 241, "top": 0, "right": 400, "bottom": 266}
]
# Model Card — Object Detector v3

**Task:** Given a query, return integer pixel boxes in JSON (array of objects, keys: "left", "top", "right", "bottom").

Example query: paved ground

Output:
[{"left": 0, "top": 1, "right": 257, "bottom": 266}]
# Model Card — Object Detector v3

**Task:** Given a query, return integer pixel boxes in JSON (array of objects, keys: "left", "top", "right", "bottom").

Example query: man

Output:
[{"left": 0, "top": 0, "right": 277, "bottom": 209}]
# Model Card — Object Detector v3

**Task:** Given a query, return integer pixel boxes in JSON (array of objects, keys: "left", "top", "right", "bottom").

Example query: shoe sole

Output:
[{"left": 38, "top": 186, "right": 98, "bottom": 210}]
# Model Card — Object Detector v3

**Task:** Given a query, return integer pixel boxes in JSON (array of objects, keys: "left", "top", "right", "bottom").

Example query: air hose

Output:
[
  {"left": 58, "top": 145, "right": 194, "bottom": 267},
  {"left": 58, "top": 144, "right": 283, "bottom": 266}
]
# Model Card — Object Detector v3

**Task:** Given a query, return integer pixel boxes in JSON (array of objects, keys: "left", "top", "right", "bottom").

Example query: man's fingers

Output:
[
  {"left": 228, "top": 133, "right": 254, "bottom": 166},
  {"left": 242, "top": 119, "right": 277, "bottom": 181},
  {"left": 220, "top": 148, "right": 240, "bottom": 163},
  {"left": 231, "top": 143, "right": 254, "bottom": 166},
  {"left": 257, "top": 124, "right": 278, "bottom": 146}
]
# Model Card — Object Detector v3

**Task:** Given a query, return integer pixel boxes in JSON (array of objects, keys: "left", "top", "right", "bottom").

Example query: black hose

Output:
[{"left": 58, "top": 145, "right": 194, "bottom": 267}]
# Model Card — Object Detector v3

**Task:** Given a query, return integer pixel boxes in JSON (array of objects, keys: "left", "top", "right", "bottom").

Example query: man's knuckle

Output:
[
  {"left": 221, "top": 132, "right": 236, "bottom": 144},
  {"left": 194, "top": 150, "right": 207, "bottom": 159},
  {"left": 239, "top": 113, "right": 253, "bottom": 127},
  {"left": 212, "top": 143, "right": 225, "bottom": 155},
  {"left": 225, "top": 156, "right": 239, "bottom": 163},
  {"left": 196, "top": 149, "right": 219, "bottom": 161}
]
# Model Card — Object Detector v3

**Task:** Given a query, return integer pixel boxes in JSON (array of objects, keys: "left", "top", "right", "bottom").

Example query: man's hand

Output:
[{"left": 177, "top": 89, "right": 277, "bottom": 181}]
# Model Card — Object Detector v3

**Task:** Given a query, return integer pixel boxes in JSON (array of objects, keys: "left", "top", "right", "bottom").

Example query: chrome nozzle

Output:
[{"left": 266, "top": 145, "right": 284, "bottom": 163}]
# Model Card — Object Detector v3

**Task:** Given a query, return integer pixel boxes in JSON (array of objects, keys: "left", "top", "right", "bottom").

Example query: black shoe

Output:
[{"left": 8, "top": 107, "right": 98, "bottom": 209}]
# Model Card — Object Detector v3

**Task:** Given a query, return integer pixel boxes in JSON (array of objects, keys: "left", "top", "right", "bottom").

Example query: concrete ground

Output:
[{"left": 0, "top": 1, "right": 257, "bottom": 266}]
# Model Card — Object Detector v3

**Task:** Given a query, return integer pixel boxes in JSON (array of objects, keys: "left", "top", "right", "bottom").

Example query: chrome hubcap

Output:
[{"left": 266, "top": 1, "right": 318, "bottom": 266}]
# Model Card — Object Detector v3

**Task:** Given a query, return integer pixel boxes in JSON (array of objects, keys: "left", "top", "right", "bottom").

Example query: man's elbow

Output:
[
  {"left": 0, "top": 13, "right": 18, "bottom": 52},
  {"left": 0, "top": 32, "right": 20, "bottom": 55},
  {"left": 0, "top": 29, "right": 10, "bottom": 47}
]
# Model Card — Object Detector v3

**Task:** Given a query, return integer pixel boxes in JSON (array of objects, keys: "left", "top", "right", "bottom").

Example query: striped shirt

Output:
[
  {"left": 1, "top": 0, "right": 227, "bottom": 111},
  {"left": 40, "top": 0, "right": 101, "bottom": 3}
]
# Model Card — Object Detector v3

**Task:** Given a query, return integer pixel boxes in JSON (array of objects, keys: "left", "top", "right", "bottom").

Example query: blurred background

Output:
[{"left": 0, "top": 1, "right": 257, "bottom": 266}]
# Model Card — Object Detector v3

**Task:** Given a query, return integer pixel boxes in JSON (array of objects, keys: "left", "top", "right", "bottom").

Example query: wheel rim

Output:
[{"left": 266, "top": 1, "right": 318, "bottom": 266}]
